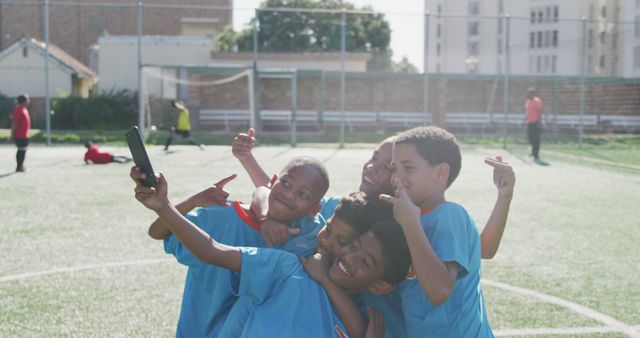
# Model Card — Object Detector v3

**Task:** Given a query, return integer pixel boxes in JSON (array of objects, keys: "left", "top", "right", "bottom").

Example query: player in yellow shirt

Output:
[{"left": 164, "top": 100, "right": 204, "bottom": 151}]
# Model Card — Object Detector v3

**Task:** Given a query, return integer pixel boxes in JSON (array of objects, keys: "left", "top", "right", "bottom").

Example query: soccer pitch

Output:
[{"left": 1, "top": 143, "right": 638, "bottom": 337}]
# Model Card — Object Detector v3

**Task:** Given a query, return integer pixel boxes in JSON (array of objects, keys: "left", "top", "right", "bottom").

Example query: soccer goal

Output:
[{"left": 140, "top": 64, "right": 255, "bottom": 135}]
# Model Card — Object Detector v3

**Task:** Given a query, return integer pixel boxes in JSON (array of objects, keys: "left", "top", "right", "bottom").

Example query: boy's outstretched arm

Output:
[
  {"left": 481, "top": 156, "right": 515, "bottom": 259},
  {"left": 133, "top": 172, "right": 242, "bottom": 272},
  {"left": 380, "top": 179, "right": 457, "bottom": 305},
  {"left": 232, "top": 128, "right": 271, "bottom": 187},
  {"left": 302, "top": 254, "right": 368, "bottom": 338},
  {"left": 131, "top": 167, "right": 237, "bottom": 240}
]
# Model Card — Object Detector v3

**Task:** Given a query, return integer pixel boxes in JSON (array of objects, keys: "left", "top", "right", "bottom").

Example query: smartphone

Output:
[{"left": 126, "top": 126, "right": 158, "bottom": 187}]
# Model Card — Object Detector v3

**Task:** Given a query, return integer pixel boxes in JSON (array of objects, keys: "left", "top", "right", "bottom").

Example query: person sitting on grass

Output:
[
  {"left": 132, "top": 170, "right": 411, "bottom": 338},
  {"left": 130, "top": 156, "right": 330, "bottom": 338},
  {"left": 83, "top": 141, "right": 132, "bottom": 164}
]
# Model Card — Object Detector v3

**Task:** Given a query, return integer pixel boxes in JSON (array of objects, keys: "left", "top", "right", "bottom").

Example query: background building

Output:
[{"left": 0, "top": 0, "right": 232, "bottom": 66}]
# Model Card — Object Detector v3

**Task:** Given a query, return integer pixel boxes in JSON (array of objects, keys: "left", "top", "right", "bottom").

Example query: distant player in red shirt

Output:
[
  {"left": 524, "top": 87, "right": 544, "bottom": 161},
  {"left": 11, "top": 94, "right": 31, "bottom": 172},
  {"left": 84, "top": 141, "right": 132, "bottom": 164}
]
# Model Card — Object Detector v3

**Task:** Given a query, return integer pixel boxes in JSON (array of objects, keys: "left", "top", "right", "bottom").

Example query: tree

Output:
[
  {"left": 218, "top": 0, "right": 393, "bottom": 71},
  {"left": 393, "top": 56, "right": 419, "bottom": 73}
]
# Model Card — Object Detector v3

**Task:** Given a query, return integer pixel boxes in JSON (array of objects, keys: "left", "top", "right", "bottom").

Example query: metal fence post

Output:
[
  {"left": 339, "top": 9, "right": 346, "bottom": 148},
  {"left": 137, "top": 2, "right": 144, "bottom": 136},
  {"left": 252, "top": 9, "right": 259, "bottom": 139},
  {"left": 578, "top": 17, "right": 587, "bottom": 147},
  {"left": 423, "top": 10, "right": 430, "bottom": 126},
  {"left": 502, "top": 14, "right": 511, "bottom": 150},
  {"left": 291, "top": 70, "right": 298, "bottom": 147},
  {"left": 43, "top": 0, "right": 51, "bottom": 145}
]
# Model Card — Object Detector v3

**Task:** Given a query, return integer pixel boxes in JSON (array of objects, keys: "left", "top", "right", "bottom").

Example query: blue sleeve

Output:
[
  {"left": 162, "top": 208, "right": 210, "bottom": 267},
  {"left": 235, "top": 248, "right": 301, "bottom": 303},
  {"left": 426, "top": 206, "right": 473, "bottom": 279},
  {"left": 319, "top": 196, "right": 341, "bottom": 221}
]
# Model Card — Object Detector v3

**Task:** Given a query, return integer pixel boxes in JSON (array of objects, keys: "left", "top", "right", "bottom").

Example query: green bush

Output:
[
  {"left": 52, "top": 90, "right": 138, "bottom": 130},
  {"left": 0, "top": 93, "right": 13, "bottom": 129}
]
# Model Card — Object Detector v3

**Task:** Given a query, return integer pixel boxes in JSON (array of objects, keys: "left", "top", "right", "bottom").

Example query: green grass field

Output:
[{"left": 1, "top": 141, "right": 639, "bottom": 337}]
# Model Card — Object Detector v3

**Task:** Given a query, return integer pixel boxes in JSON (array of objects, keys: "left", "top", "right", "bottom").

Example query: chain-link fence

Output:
[{"left": 1, "top": 0, "right": 639, "bottom": 146}]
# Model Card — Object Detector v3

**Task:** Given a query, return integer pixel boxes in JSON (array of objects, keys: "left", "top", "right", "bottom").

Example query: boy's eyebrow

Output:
[{"left": 354, "top": 237, "right": 377, "bottom": 268}]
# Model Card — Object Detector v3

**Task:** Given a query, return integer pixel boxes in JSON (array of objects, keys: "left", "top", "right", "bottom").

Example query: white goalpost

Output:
[{"left": 140, "top": 64, "right": 255, "bottom": 135}]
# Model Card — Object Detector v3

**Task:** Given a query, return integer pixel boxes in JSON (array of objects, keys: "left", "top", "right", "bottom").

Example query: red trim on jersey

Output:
[
  {"left": 421, "top": 205, "right": 437, "bottom": 215},
  {"left": 335, "top": 325, "right": 349, "bottom": 338},
  {"left": 232, "top": 201, "right": 261, "bottom": 232}
]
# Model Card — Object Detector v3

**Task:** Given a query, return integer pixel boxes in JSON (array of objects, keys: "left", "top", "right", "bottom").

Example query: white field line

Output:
[
  {"left": 482, "top": 279, "right": 639, "bottom": 338},
  {"left": 0, "top": 258, "right": 172, "bottom": 283},
  {"left": 2, "top": 263, "right": 638, "bottom": 338},
  {"left": 495, "top": 325, "right": 640, "bottom": 336}
]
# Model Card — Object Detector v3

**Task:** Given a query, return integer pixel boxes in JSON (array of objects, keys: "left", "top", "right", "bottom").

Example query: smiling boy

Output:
[
  {"left": 132, "top": 156, "right": 329, "bottom": 337},
  {"left": 133, "top": 171, "right": 411, "bottom": 338}
]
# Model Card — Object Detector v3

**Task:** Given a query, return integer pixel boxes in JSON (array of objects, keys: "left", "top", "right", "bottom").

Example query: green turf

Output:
[{"left": 1, "top": 142, "right": 638, "bottom": 337}]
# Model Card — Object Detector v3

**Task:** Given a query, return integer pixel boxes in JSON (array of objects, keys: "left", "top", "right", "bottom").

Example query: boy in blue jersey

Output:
[
  {"left": 233, "top": 129, "right": 514, "bottom": 338},
  {"left": 131, "top": 156, "right": 330, "bottom": 338},
  {"left": 133, "top": 171, "right": 412, "bottom": 338},
  {"left": 379, "top": 126, "right": 494, "bottom": 337}
]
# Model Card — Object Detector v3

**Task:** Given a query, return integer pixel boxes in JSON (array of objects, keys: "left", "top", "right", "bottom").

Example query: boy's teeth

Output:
[{"left": 338, "top": 261, "right": 349, "bottom": 275}]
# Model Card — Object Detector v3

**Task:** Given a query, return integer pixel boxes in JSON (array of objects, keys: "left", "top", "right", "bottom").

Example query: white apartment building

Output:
[{"left": 425, "top": 0, "right": 634, "bottom": 77}]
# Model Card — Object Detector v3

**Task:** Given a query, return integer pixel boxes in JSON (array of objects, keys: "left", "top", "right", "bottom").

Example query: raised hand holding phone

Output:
[{"left": 126, "top": 126, "right": 157, "bottom": 187}]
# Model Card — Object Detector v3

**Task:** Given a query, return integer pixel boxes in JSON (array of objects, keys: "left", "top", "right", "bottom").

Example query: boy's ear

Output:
[
  {"left": 437, "top": 163, "right": 450, "bottom": 184},
  {"left": 306, "top": 202, "right": 322, "bottom": 217},
  {"left": 367, "top": 281, "right": 394, "bottom": 295}
]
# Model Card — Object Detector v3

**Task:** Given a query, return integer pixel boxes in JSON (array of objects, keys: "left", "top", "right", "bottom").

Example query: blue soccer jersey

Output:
[
  {"left": 163, "top": 202, "right": 265, "bottom": 338},
  {"left": 398, "top": 202, "right": 493, "bottom": 338},
  {"left": 274, "top": 211, "right": 326, "bottom": 258},
  {"left": 361, "top": 289, "right": 408, "bottom": 338},
  {"left": 222, "top": 247, "right": 350, "bottom": 338}
]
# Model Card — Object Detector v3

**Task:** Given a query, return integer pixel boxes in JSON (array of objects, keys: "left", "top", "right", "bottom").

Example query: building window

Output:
[
  {"left": 551, "top": 55, "right": 557, "bottom": 73},
  {"left": 469, "top": 1, "right": 480, "bottom": 15},
  {"left": 468, "top": 41, "right": 480, "bottom": 56},
  {"left": 544, "top": 55, "right": 550, "bottom": 72},
  {"left": 553, "top": 6, "right": 559, "bottom": 22},
  {"left": 544, "top": 31, "right": 550, "bottom": 47},
  {"left": 600, "top": 55, "right": 606, "bottom": 68},
  {"left": 538, "top": 31, "right": 543, "bottom": 48},
  {"left": 538, "top": 10, "right": 543, "bottom": 23},
  {"left": 437, "top": 43, "right": 441, "bottom": 56},
  {"left": 601, "top": 6, "right": 606, "bottom": 18},
  {"left": 498, "top": 17, "right": 503, "bottom": 34},
  {"left": 531, "top": 11, "right": 536, "bottom": 24},
  {"left": 636, "top": 16, "right": 640, "bottom": 37},
  {"left": 437, "top": 4, "right": 442, "bottom": 13},
  {"left": 469, "top": 21, "right": 480, "bottom": 35},
  {"left": 537, "top": 56, "right": 542, "bottom": 73},
  {"left": 498, "top": 39, "right": 503, "bottom": 54},
  {"left": 589, "top": 29, "right": 594, "bottom": 49},
  {"left": 552, "top": 30, "right": 558, "bottom": 47},
  {"left": 601, "top": 31, "right": 606, "bottom": 44},
  {"left": 589, "top": 4, "right": 595, "bottom": 20},
  {"left": 498, "top": 0, "right": 504, "bottom": 13},
  {"left": 545, "top": 6, "right": 551, "bottom": 22},
  {"left": 530, "top": 32, "right": 535, "bottom": 48},
  {"left": 22, "top": 47, "right": 28, "bottom": 57},
  {"left": 634, "top": 46, "right": 640, "bottom": 67},
  {"left": 437, "top": 24, "right": 441, "bottom": 38}
]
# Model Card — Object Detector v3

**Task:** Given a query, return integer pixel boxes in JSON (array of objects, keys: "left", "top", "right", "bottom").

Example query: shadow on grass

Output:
[{"left": 0, "top": 172, "right": 15, "bottom": 178}]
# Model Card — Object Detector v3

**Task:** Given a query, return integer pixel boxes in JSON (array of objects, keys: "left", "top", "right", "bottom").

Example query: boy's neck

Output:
[{"left": 417, "top": 193, "right": 446, "bottom": 211}]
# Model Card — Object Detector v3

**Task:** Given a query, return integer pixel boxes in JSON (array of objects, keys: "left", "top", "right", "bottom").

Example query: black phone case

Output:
[{"left": 126, "top": 126, "right": 157, "bottom": 187}]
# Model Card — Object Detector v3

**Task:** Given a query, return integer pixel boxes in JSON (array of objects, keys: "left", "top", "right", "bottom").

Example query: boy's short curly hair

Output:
[
  {"left": 17, "top": 94, "right": 29, "bottom": 105},
  {"left": 394, "top": 126, "right": 461, "bottom": 188},
  {"left": 333, "top": 192, "right": 393, "bottom": 235},
  {"left": 281, "top": 156, "right": 330, "bottom": 198},
  {"left": 370, "top": 219, "right": 411, "bottom": 285}
]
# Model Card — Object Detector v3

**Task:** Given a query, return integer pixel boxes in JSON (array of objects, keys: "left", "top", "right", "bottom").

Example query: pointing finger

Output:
[{"left": 215, "top": 174, "right": 238, "bottom": 189}]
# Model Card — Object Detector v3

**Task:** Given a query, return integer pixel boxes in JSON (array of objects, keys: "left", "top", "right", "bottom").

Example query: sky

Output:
[{"left": 233, "top": 0, "right": 425, "bottom": 70}]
